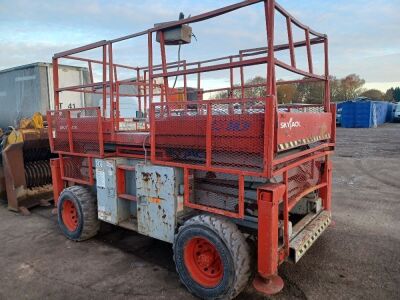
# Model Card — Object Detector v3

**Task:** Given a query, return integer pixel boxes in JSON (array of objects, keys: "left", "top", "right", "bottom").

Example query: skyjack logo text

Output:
[{"left": 280, "top": 118, "right": 301, "bottom": 130}]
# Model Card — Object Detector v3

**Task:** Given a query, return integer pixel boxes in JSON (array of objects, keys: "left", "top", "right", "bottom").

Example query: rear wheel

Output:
[
  {"left": 174, "top": 214, "right": 251, "bottom": 300},
  {"left": 57, "top": 185, "right": 100, "bottom": 241}
]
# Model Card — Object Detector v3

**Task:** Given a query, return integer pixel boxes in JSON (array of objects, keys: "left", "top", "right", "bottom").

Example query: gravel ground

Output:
[{"left": 0, "top": 124, "right": 399, "bottom": 300}]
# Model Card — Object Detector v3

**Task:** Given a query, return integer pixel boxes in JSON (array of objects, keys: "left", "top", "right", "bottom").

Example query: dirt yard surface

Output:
[{"left": 0, "top": 124, "right": 399, "bottom": 300}]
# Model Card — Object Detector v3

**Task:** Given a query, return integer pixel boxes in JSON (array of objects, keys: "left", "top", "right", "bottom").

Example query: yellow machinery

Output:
[{"left": 0, "top": 113, "right": 53, "bottom": 214}]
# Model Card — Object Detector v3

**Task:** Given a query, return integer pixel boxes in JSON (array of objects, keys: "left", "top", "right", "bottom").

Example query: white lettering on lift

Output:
[
  {"left": 280, "top": 118, "right": 301, "bottom": 130},
  {"left": 59, "top": 125, "right": 78, "bottom": 130}
]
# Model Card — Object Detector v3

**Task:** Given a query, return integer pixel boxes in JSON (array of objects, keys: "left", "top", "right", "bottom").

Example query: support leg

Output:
[
  {"left": 50, "top": 158, "right": 64, "bottom": 207},
  {"left": 253, "top": 183, "right": 286, "bottom": 295}
]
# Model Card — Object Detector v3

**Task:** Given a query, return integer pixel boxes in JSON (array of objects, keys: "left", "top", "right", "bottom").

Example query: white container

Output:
[{"left": 0, "top": 62, "right": 89, "bottom": 128}]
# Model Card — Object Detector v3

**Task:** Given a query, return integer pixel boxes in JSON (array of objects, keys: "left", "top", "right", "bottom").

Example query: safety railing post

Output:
[{"left": 206, "top": 103, "right": 212, "bottom": 167}]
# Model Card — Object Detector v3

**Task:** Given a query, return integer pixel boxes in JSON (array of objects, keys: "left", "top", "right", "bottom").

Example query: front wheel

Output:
[
  {"left": 57, "top": 185, "right": 100, "bottom": 241},
  {"left": 173, "top": 214, "right": 252, "bottom": 300}
]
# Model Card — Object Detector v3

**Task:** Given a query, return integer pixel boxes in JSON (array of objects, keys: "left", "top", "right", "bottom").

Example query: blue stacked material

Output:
[{"left": 340, "top": 99, "right": 391, "bottom": 128}]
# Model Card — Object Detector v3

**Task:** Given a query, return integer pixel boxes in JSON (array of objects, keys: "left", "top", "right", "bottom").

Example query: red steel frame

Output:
[{"left": 48, "top": 0, "right": 335, "bottom": 286}]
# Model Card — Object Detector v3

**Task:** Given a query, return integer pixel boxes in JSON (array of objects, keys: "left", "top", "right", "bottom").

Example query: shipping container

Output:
[
  {"left": 394, "top": 102, "right": 400, "bottom": 122},
  {"left": 335, "top": 102, "right": 344, "bottom": 125},
  {"left": 0, "top": 62, "right": 89, "bottom": 128},
  {"left": 386, "top": 102, "right": 394, "bottom": 122},
  {"left": 340, "top": 99, "right": 391, "bottom": 128}
]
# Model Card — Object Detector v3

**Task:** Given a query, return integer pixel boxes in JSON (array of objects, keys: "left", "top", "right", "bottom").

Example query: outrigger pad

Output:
[{"left": 253, "top": 274, "right": 284, "bottom": 295}]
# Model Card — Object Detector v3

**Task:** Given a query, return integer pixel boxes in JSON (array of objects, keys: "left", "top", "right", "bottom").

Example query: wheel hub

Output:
[
  {"left": 62, "top": 199, "right": 78, "bottom": 232},
  {"left": 184, "top": 237, "right": 223, "bottom": 288},
  {"left": 197, "top": 251, "right": 214, "bottom": 268}
]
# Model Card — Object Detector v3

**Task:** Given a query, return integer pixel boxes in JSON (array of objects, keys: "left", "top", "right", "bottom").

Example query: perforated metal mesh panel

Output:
[
  {"left": 62, "top": 155, "right": 91, "bottom": 183},
  {"left": 70, "top": 109, "right": 101, "bottom": 155},
  {"left": 211, "top": 100, "right": 264, "bottom": 171},
  {"left": 154, "top": 102, "right": 207, "bottom": 164},
  {"left": 278, "top": 105, "right": 324, "bottom": 113},
  {"left": 287, "top": 158, "right": 324, "bottom": 202},
  {"left": 49, "top": 110, "right": 69, "bottom": 152},
  {"left": 49, "top": 108, "right": 101, "bottom": 156},
  {"left": 153, "top": 99, "right": 265, "bottom": 172}
]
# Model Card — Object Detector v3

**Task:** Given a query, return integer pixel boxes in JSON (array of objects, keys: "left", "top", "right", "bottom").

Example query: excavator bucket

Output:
[{"left": 0, "top": 116, "right": 53, "bottom": 214}]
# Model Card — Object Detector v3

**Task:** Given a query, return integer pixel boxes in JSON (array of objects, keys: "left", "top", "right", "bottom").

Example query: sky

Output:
[{"left": 0, "top": 0, "right": 399, "bottom": 92}]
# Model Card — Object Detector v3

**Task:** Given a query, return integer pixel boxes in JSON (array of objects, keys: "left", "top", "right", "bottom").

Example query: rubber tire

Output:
[
  {"left": 57, "top": 185, "right": 100, "bottom": 241},
  {"left": 174, "top": 214, "right": 251, "bottom": 300}
]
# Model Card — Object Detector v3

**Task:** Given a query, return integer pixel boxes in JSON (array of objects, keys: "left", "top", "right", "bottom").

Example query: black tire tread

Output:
[
  {"left": 176, "top": 214, "right": 251, "bottom": 299},
  {"left": 59, "top": 185, "right": 100, "bottom": 241}
]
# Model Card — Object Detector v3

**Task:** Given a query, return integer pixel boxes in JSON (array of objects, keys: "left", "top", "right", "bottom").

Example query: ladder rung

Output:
[
  {"left": 117, "top": 165, "right": 135, "bottom": 171},
  {"left": 119, "top": 194, "right": 137, "bottom": 201}
]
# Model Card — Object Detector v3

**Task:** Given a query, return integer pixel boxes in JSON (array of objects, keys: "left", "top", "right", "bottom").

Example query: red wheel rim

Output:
[
  {"left": 184, "top": 237, "right": 223, "bottom": 288},
  {"left": 62, "top": 199, "right": 78, "bottom": 232}
]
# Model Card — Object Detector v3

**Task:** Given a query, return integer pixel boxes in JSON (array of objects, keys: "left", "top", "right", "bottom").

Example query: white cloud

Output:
[
  {"left": 365, "top": 82, "right": 400, "bottom": 92},
  {"left": 0, "top": 0, "right": 398, "bottom": 91}
]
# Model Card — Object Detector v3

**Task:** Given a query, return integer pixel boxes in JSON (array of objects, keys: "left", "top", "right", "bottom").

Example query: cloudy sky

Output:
[{"left": 0, "top": 0, "right": 399, "bottom": 92}]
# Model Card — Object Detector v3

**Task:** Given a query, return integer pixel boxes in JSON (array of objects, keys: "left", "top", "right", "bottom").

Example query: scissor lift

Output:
[{"left": 48, "top": 0, "right": 335, "bottom": 298}]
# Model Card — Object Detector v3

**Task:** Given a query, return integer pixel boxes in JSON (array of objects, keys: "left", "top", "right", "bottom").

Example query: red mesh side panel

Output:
[
  {"left": 211, "top": 100, "right": 264, "bottom": 172},
  {"left": 189, "top": 170, "right": 240, "bottom": 213},
  {"left": 154, "top": 102, "right": 208, "bottom": 165},
  {"left": 48, "top": 108, "right": 101, "bottom": 156},
  {"left": 49, "top": 110, "right": 69, "bottom": 152},
  {"left": 62, "top": 156, "right": 91, "bottom": 184},
  {"left": 70, "top": 109, "right": 101, "bottom": 155},
  {"left": 287, "top": 158, "right": 324, "bottom": 202},
  {"left": 153, "top": 100, "right": 265, "bottom": 173}
]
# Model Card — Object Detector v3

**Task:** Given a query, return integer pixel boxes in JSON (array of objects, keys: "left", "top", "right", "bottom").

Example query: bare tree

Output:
[{"left": 360, "top": 89, "right": 384, "bottom": 100}]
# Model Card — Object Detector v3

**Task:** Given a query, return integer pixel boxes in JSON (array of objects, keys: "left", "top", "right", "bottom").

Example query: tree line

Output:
[
  {"left": 277, "top": 74, "right": 400, "bottom": 103},
  {"left": 215, "top": 74, "right": 400, "bottom": 104}
]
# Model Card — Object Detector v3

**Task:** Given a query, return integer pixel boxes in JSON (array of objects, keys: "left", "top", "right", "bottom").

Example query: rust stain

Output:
[{"left": 142, "top": 172, "right": 152, "bottom": 182}]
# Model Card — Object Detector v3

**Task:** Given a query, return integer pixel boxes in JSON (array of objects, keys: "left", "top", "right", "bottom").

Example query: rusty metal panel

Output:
[{"left": 136, "top": 164, "right": 183, "bottom": 243}]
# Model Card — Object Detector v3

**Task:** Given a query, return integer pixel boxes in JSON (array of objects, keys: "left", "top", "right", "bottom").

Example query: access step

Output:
[{"left": 289, "top": 210, "right": 331, "bottom": 263}]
